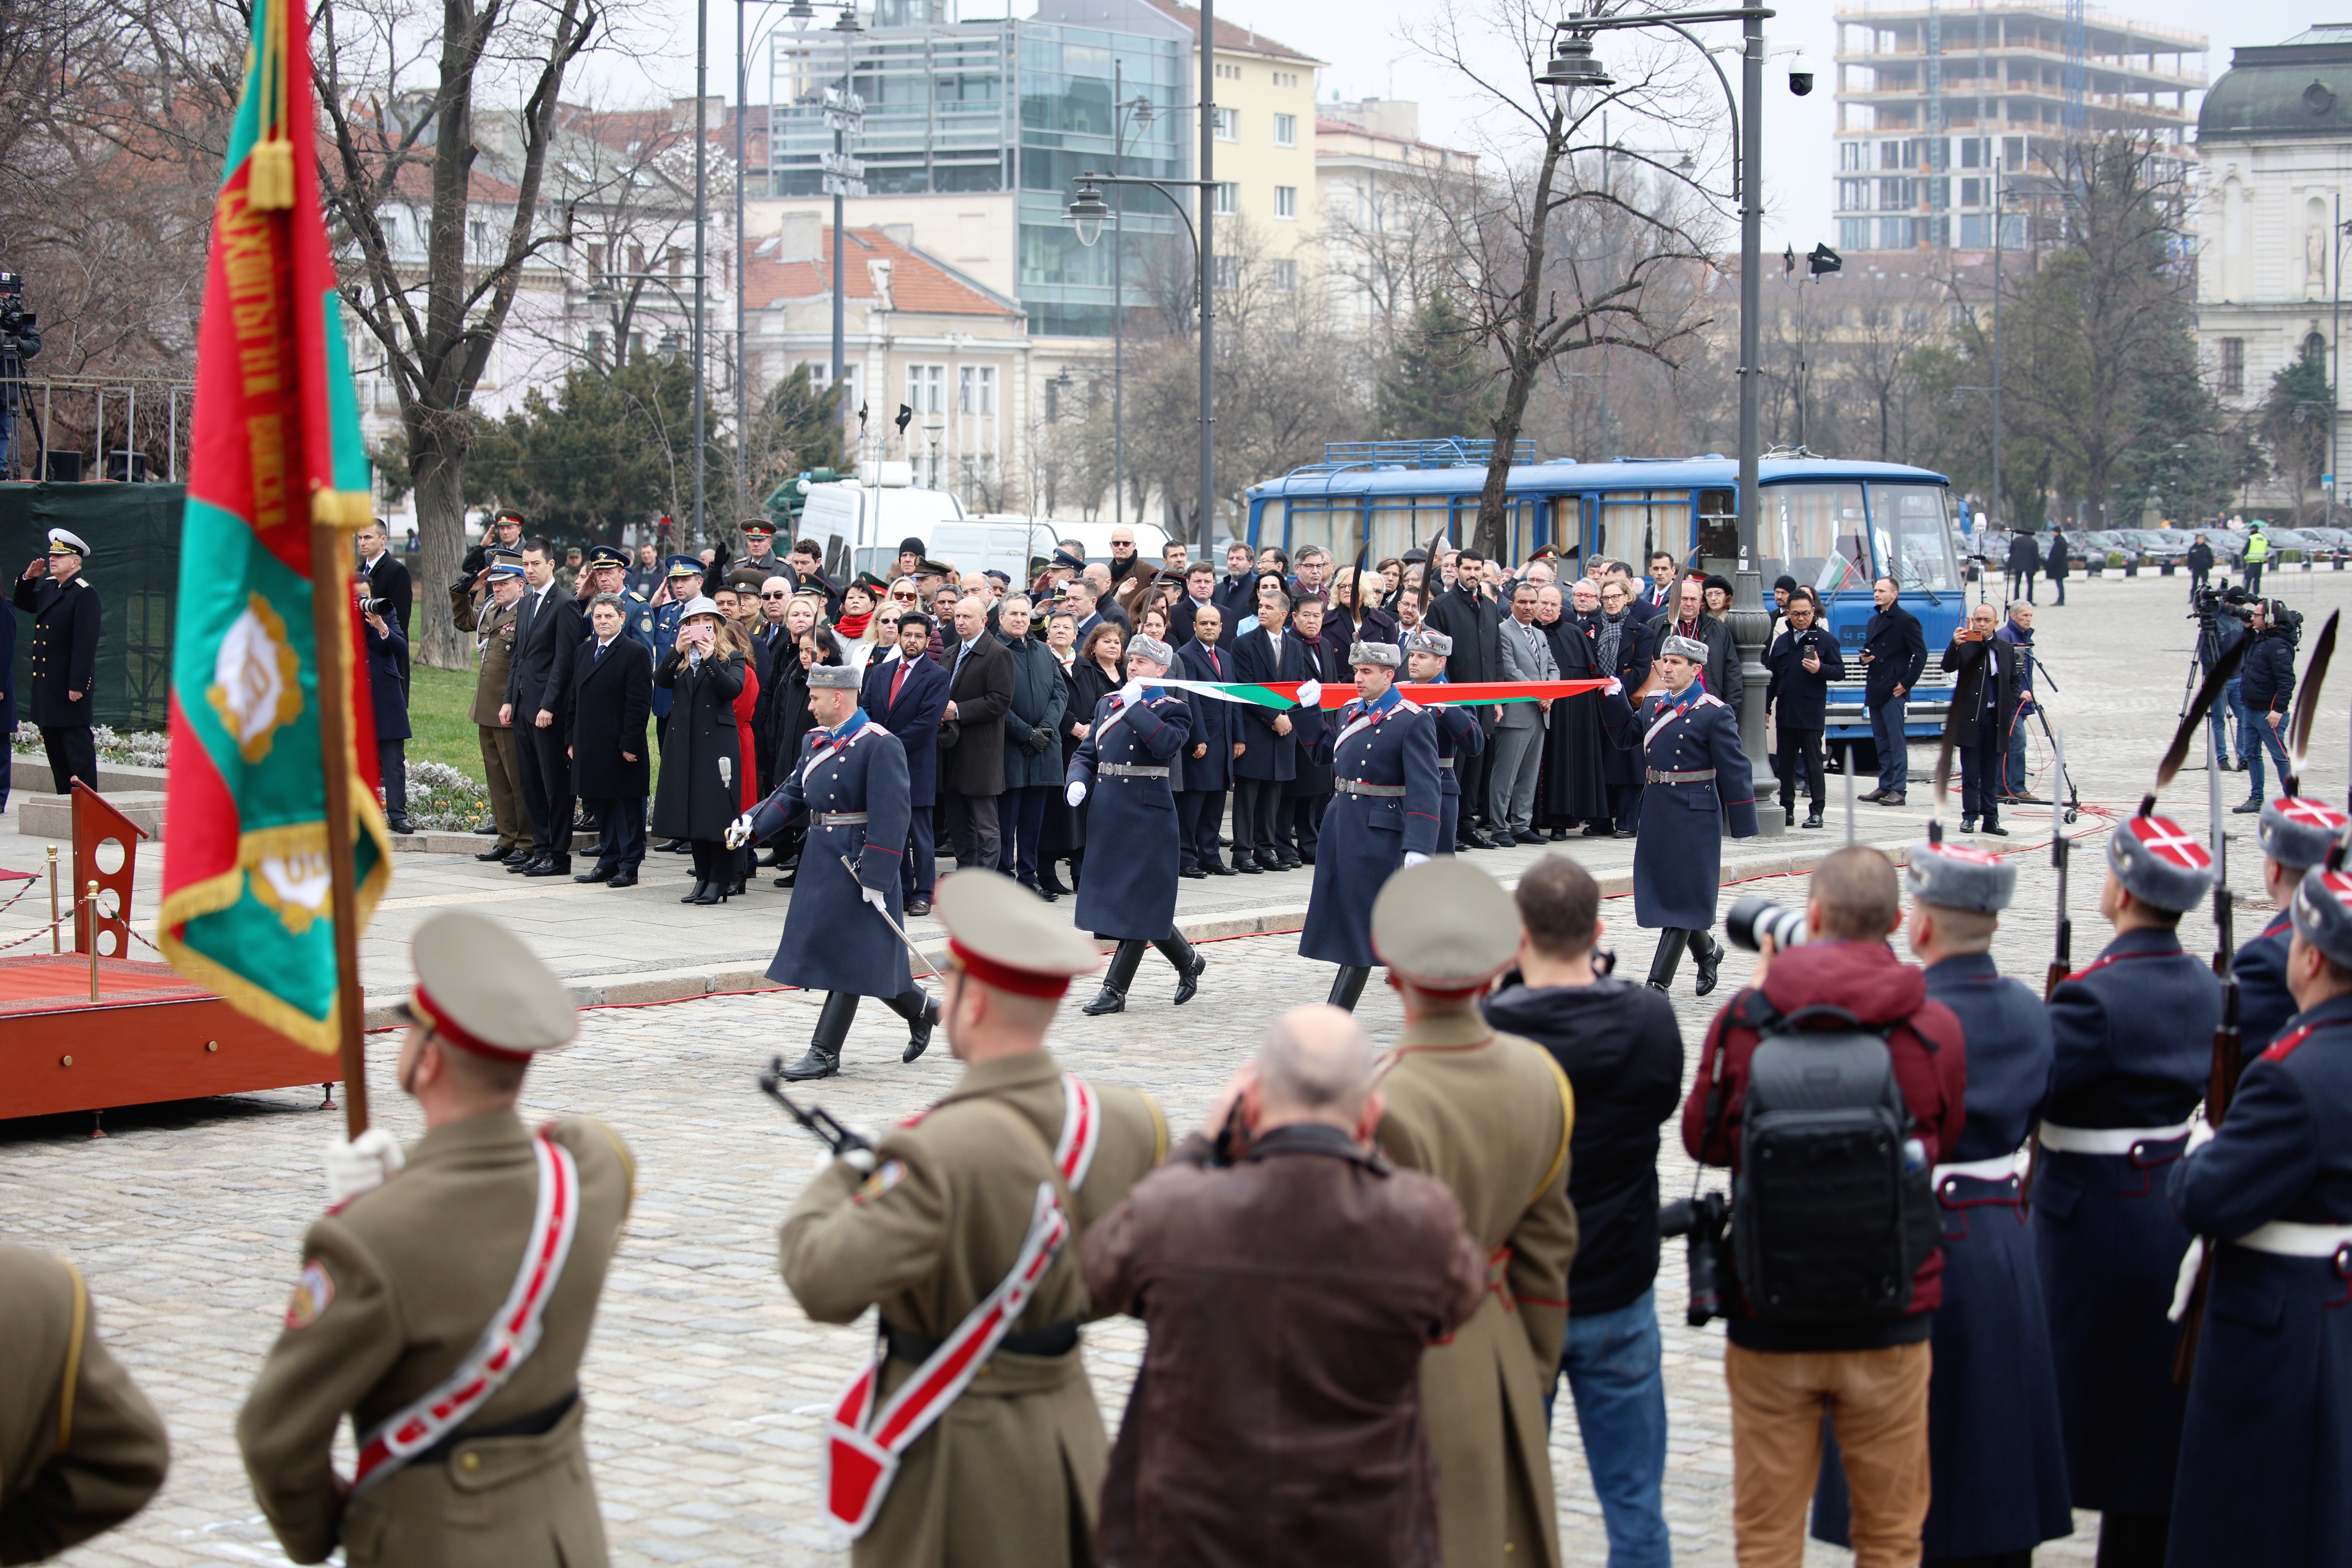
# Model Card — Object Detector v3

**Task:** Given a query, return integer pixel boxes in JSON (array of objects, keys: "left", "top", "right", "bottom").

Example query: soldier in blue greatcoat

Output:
[
  {"left": 1299, "top": 640, "right": 1441, "bottom": 1012},
  {"left": 1813, "top": 833, "right": 2076, "bottom": 1561},
  {"left": 731, "top": 662, "right": 935, "bottom": 1081},
  {"left": 2033, "top": 811, "right": 2221, "bottom": 1566},
  {"left": 2237, "top": 797, "right": 2349, "bottom": 1054},
  {"left": 1064, "top": 633, "right": 1207, "bottom": 1015},
  {"left": 1401, "top": 628, "right": 1484, "bottom": 857},
  {"left": 2167, "top": 861, "right": 2352, "bottom": 1567},
  {"left": 1597, "top": 633, "right": 1757, "bottom": 995}
]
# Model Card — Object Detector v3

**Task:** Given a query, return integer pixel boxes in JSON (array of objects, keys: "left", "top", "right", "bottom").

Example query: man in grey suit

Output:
[{"left": 1488, "top": 580, "right": 1558, "bottom": 844}]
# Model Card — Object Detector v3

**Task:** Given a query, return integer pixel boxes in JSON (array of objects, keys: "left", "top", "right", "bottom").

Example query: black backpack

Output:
[{"left": 1716, "top": 998, "right": 1942, "bottom": 1325}]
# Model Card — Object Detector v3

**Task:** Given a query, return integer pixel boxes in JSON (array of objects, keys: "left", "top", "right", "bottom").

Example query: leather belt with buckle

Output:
[{"left": 1337, "top": 779, "right": 1406, "bottom": 798}]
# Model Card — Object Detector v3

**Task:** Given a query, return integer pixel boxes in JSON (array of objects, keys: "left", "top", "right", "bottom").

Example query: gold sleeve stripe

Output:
[
  {"left": 1524, "top": 1054, "right": 1575, "bottom": 1212},
  {"left": 57, "top": 1257, "right": 87, "bottom": 1451}
]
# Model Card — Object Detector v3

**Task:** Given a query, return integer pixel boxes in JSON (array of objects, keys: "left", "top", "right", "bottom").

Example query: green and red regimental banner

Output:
[{"left": 158, "top": 0, "right": 389, "bottom": 1053}]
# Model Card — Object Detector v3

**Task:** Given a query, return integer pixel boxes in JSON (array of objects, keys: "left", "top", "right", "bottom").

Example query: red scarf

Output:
[{"left": 837, "top": 608, "right": 873, "bottom": 641}]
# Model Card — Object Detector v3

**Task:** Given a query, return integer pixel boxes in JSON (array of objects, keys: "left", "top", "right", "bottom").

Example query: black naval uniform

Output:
[
  {"left": 744, "top": 706, "right": 935, "bottom": 1080},
  {"left": 1066, "top": 686, "right": 1205, "bottom": 1013},
  {"left": 12, "top": 566, "right": 100, "bottom": 793}
]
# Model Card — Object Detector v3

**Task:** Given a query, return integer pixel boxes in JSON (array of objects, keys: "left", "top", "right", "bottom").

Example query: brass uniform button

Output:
[{"left": 459, "top": 1451, "right": 481, "bottom": 1473}]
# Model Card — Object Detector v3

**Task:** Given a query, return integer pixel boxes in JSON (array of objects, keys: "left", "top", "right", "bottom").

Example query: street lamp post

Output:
[
  {"left": 693, "top": 0, "right": 710, "bottom": 545},
  {"left": 735, "top": 2, "right": 818, "bottom": 523},
  {"left": 1540, "top": 5, "right": 1780, "bottom": 833},
  {"left": 830, "top": 8, "right": 862, "bottom": 467}
]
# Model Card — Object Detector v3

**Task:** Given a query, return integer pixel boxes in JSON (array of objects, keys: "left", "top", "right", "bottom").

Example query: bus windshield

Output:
[
  {"left": 1870, "top": 484, "right": 1960, "bottom": 593},
  {"left": 1759, "top": 483, "right": 1870, "bottom": 595}
]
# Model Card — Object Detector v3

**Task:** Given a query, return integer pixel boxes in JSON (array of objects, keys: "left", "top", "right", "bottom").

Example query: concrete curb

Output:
[{"left": 358, "top": 836, "right": 1927, "bottom": 1027}]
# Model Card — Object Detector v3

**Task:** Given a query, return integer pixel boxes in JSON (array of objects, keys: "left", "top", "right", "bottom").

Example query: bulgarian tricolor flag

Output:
[{"left": 158, "top": 0, "right": 390, "bottom": 1053}]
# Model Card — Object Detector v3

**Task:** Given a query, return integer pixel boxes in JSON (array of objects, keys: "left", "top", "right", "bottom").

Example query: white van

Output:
[
  {"left": 794, "top": 460, "right": 967, "bottom": 581},
  {"left": 970, "top": 515, "right": 1174, "bottom": 571}
]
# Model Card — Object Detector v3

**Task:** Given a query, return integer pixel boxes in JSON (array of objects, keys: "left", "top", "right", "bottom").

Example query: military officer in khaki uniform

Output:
[
  {"left": 452, "top": 550, "right": 532, "bottom": 863},
  {"left": 0, "top": 1244, "right": 169, "bottom": 1561},
  {"left": 779, "top": 869, "right": 1168, "bottom": 1568},
  {"left": 1370, "top": 857, "right": 1579, "bottom": 1568},
  {"left": 236, "top": 910, "right": 635, "bottom": 1568}
]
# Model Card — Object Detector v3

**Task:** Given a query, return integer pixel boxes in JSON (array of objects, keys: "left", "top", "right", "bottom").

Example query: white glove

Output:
[
  {"left": 861, "top": 885, "right": 890, "bottom": 915},
  {"left": 724, "top": 811, "right": 757, "bottom": 849},
  {"left": 2185, "top": 1114, "right": 2218, "bottom": 1157},
  {"left": 1118, "top": 680, "right": 1145, "bottom": 706},
  {"left": 1402, "top": 851, "right": 1430, "bottom": 869},
  {"left": 2167, "top": 1236, "right": 2207, "bottom": 1324},
  {"left": 1295, "top": 679, "right": 1322, "bottom": 710},
  {"left": 1067, "top": 780, "right": 1088, "bottom": 807},
  {"left": 1603, "top": 676, "right": 1624, "bottom": 695},
  {"left": 326, "top": 1126, "right": 405, "bottom": 1206}
]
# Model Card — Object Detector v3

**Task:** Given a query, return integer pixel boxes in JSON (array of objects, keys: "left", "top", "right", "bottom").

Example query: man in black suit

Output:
[
  {"left": 12, "top": 529, "right": 101, "bottom": 794},
  {"left": 1858, "top": 574, "right": 1928, "bottom": 806},
  {"left": 1169, "top": 561, "right": 1218, "bottom": 648},
  {"left": 1229, "top": 587, "right": 1306, "bottom": 872},
  {"left": 1210, "top": 540, "right": 1259, "bottom": 621},
  {"left": 935, "top": 595, "right": 1016, "bottom": 872},
  {"left": 1422, "top": 547, "right": 1503, "bottom": 847},
  {"left": 502, "top": 538, "right": 585, "bottom": 876},
  {"left": 860, "top": 612, "right": 953, "bottom": 915},
  {"left": 355, "top": 518, "right": 414, "bottom": 695},
  {"left": 568, "top": 592, "right": 654, "bottom": 886}
]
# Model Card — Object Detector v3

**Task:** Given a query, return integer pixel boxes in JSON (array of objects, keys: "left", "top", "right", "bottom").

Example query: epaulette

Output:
[
  {"left": 1393, "top": 696, "right": 1423, "bottom": 714},
  {"left": 1694, "top": 693, "right": 1725, "bottom": 709}
]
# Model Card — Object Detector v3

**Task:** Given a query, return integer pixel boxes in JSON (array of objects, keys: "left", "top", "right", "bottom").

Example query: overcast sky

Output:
[{"left": 600, "top": 0, "right": 2326, "bottom": 262}]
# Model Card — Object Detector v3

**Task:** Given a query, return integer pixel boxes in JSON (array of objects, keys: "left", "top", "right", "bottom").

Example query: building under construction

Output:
[{"left": 1833, "top": 2, "right": 2206, "bottom": 255}]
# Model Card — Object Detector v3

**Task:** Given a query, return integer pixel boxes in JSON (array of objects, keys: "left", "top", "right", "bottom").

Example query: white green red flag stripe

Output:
[
  {"left": 1150, "top": 678, "right": 1611, "bottom": 710},
  {"left": 158, "top": 0, "right": 388, "bottom": 1053}
]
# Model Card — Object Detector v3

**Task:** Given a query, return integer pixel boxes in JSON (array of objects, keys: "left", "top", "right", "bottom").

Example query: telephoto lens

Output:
[
  {"left": 1659, "top": 1191, "right": 1731, "bottom": 1327},
  {"left": 1724, "top": 895, "right": 1809, "bottom": 953}
]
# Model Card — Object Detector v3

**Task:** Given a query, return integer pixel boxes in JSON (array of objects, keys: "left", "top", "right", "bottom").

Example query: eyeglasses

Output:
[
  {"left": 891, "top": 590, "right": 918, "bottom": 601},
  {"left": 761, "top": 590, "right": 789, "bottom": 599}
]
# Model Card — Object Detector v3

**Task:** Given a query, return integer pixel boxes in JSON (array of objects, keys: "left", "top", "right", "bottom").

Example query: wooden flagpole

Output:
[{"left": 309, "top": 514, "right": 370, "bottom": 1137}]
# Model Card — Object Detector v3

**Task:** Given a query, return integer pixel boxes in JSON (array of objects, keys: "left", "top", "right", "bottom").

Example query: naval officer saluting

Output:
[
  {"left": 731, "top": 660, "right": 937, "bottom": 1081},
  {"left": 1301, "top": 640, "right": 1442, "bottom": 1012},
  {"left": 13, "top": 528, "right": 101, "bottom": 794},
  {"left": 1063, "top": 632, "right": 1207, "bottom": 1015},
  {"left": 1598, "top": 632, "right": 1757, "bottom": 995},
  {"left": 236, "top": 910, "right": 636, "bottom": 1568}
]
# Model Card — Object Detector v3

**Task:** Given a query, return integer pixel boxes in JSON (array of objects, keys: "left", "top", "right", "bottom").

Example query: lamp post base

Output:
[{"left": 1714, "top": 555, "right": 1784, "bottom": 839}]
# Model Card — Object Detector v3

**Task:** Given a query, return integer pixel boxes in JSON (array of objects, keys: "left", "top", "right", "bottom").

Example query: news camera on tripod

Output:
[
  {"left": 2187, "top": 583, "right": 2254, "bottom": 775},
  {"left": 0, "top": 271, "right": 43, "bottom": 479}
]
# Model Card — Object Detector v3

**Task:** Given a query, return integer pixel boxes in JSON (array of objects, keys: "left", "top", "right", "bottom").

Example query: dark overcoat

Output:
[
  {"left": 1599, "top": 686, "right": 1758, "bottom": 929},
  {"left": 1230, "top": 626, "right": 1303, "bottom": 782},
  {"left": 11, "top": 570, "right": 99, "bottom": 726},
  {"left": 1940, "top": 635, "right": 2020, "bottom": 745},
  {"left": 749, "top": 714, "right": 915, "bottom": 999},
  {"left": 936, "top": 632, "right": 1016, "bottom": 797},
  {"left": 2235, "top": 909, "right": 2297, "bottom": 1056},
  {"left": 859, "top": 651, "right": 950, "bottom": 808},
  {"left": 2033, "top": 927, "right": 2220, "bottom": 1517},
  {"left": 1813, "top": 952, "right": 2074, "bottom": 1559},
  {"left": 2166, "top": 990, "right": 2352, "bottom": 1568},
  {"left": 1537, "top": 616, "right": 1608, "bottom": 823},
  {"left": 1174, "top": 638, "right": 1234, "bottom": 794},
  {"left": 1285, "top": 633, "right": 1350, "bottom": 801},
  {"left": 1405, "top": 677, "right": 1484, "bottom": 852},
  {"left": 1592, "top": 613, "right": 1655, "bottom": 791},
  {"left": 1861, "top": 604, "right": 1928, "bottom": 706},
  {"left": 1765, "top": 623, "right": 1846, "bottom": 731},
  {"left": 1058, "top": 661, "right": 1120, "bottom": 853},
  {"left": 567, "top": 635, "right": 653, "bottom": 799},
  {"left": 1067, "top": 691, "right": 1191, "bottom": 941},
  {"left": 650, "top": 648, "right": 745, "bottom": 840},
  {"left": 1421, "top": 585, "right": 1499, "bottom": 685},
  {"left": 1002, "top": 635, "right": 1071, "bottom": 791},
  {"left": 363, "top": 615, "right": 409, "bottom": 742},
  {"left": 1299, "top": 691, "right": 1441, "bottom": 968}
]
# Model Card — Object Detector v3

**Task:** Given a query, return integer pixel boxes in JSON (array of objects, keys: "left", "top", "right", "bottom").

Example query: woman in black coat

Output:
[
  {"left": 567, "top": 594, "right": 654, "bottom": 885},
  {"left": 650, "top": 597, "right": 746, "bottom": 904},
  {"left": 1280, "top": 596, "right": 1349, "bottom": 865},
  {"left": 1591, "top": 579, "right": 1656, "bottom": 837},
  {"left": 1039, "top": 610, "right": 1086, "bottom": 895},
  {"left": 765, "top": 626, "right": 840, "bottom": 886},
  {"left": 1062, "top": 623, "right": 1127, "bottom": 880}
]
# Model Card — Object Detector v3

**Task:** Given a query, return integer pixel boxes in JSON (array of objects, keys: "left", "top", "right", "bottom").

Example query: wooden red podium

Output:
[{"left": 0, "top": 786, "right": 339, "bottom": 1122}]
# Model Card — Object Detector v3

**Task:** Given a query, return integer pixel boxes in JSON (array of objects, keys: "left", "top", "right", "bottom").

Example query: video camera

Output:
[{"left": 0, "top": 271, "right": 31, "bottom": 349}]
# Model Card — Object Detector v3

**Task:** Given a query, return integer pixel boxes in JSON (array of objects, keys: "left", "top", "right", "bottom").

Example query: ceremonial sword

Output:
[{"left": 840, "top": 854, "right": 942, "bottom": 986}]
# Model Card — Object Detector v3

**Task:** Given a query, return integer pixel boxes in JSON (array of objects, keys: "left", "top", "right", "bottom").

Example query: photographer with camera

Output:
[
  {"left": 1482, "top": 854, "right": 1682, "bottom": 1568},
  {"left": 2232, "top": 598, "right": 2298, "bottom": 813},
  {"left": 355, "top": 518, "right": 412, "bottom": 697},
  {"left": 2192, "top": 586, "right": 2250, "bottom": 775},
  {"left": 0, "top": 271, "right": 42, "bottom": 477},
  {"left": 1681, "top": 846, "right": 1966, "bottom": 1568},
  {"left": 1940, "top": 603, "right": 2022, "bottom": 836}
]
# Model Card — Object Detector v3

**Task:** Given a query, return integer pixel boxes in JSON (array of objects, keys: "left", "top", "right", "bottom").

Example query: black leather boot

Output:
[
  {"left": 1083, "top": 940, "right": 1147, "bottom": 1015},
  {"left": 884, "top": 988, "right": 938, "bottom": 1062},
  {"left": 1646, "top": 929, "right": 1688, "bottom": 992},
  {"left": 1326, "top": 965, "right": 1372, "bottom": 1013},
  {"left": 783, "top": 992, "right": 859, "bottom": 1081},
  {"left": 1154, "top": 932, "right": 1206, "bottom": 1005},
  {"left": 1691, "top": 930, "right": 1724, "bottom": 997}
]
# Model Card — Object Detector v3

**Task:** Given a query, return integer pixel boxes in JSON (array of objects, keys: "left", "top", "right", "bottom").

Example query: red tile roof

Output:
[
  {"left": 1134, "top": 0, "right": 1322, "bottom": 64},
  {"left": 742, "top": 225, "right": 1020, "bottom": 318}
]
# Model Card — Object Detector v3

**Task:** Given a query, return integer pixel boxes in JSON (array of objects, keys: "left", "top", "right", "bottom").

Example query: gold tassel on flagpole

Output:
[{"left": 248, "top": 0, "right": 295, "bottom": 210}]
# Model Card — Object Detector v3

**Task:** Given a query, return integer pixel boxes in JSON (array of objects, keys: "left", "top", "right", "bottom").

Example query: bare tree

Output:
[
  {"left": 313, "top": 0, "right": 602, "bottom": 667},
  {"left": 1416, "top": 0, "right": 1723, "bottom": 559}
]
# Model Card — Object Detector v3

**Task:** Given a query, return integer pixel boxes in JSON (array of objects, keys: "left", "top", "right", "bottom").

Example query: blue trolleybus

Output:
[{"left": 1243, "top": 441, "right": 1968, "bottom": 741}]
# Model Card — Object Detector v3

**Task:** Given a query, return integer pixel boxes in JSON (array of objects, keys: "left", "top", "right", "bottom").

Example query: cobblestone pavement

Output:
[{"left": 9, "top": 566, "right": 2346, "bottom": 1567}]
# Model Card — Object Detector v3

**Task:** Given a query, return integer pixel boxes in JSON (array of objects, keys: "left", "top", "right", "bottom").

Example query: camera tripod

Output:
[{"left": 2019, "top": 661, "right": 2081, "bottom": 825}]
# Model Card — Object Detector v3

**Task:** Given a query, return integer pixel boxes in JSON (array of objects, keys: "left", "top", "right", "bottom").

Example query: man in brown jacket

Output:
[
  {"left": 1083, "top": 1005, "right": 1485, "bottom": 1567},
  {"left": 451, "top": 552, "right": 531, "bottom": 863},
  {"left": 1370, "top": 858, "right": 1579, "bottom": 1568},
  {"left": 779, "top": 869, "right": 1167, "bottom": 1568},
  {"left": 0, "top": 1245, "right": 169, "bottom": 1562}
]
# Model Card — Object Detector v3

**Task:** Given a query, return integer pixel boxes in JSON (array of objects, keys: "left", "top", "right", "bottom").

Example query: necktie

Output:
[
  {"left": 891, "top": 660, "right": 910, "bottom": 705},
  {"left": 594, "top": 641, "right": 604, "bottom": 663}
]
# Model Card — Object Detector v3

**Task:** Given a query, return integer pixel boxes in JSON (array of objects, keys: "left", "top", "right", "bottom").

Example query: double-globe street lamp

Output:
[{"left": 1538, "top": 6, "right": 1783, "bottom": 834}]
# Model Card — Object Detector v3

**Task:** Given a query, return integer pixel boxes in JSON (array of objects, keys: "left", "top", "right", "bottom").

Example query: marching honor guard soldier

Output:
[
  {"left": 1301, "top": 641, "right": 1442, "bottom": 1012},
  {"left": 0, "top": 1245, "right": 170, "bottom": 1561},
  {"left": 2034, "top": 813, "right": 2221, "bottom": 1568},
  {"left": 13, "top": 528, "right": 101, "bottom": 794},
  {"left": 1401, "top": 628, "right": 1484, "bottom": 857},
  {"left": 730, "top": 661, "right": 936, "bottom": 1080},
  {"left": 1599, "top": 632, "right": 1758, "bottom": 996},
  {"left": 2236, "top": 796, "right": 2349, "bottom": 1054},
  {"left": 778, "top": 869, "right": 1169, "bottom": 1568},
  {"left": 1063, "top": 632, "right": 1207, "bottom": 1015},
  {"left": 2165, "top": 862, "right": 2352, "bottom": 1567},
  {"left": 236, "top": 910, "right": 636, "bottom": 1568},
  {"left": 1811, "top": 834, "right": 2076, "bottom": 1563},
  {"left": 1367, "top": 858, "right": 1577, "bottom": 1568}
]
